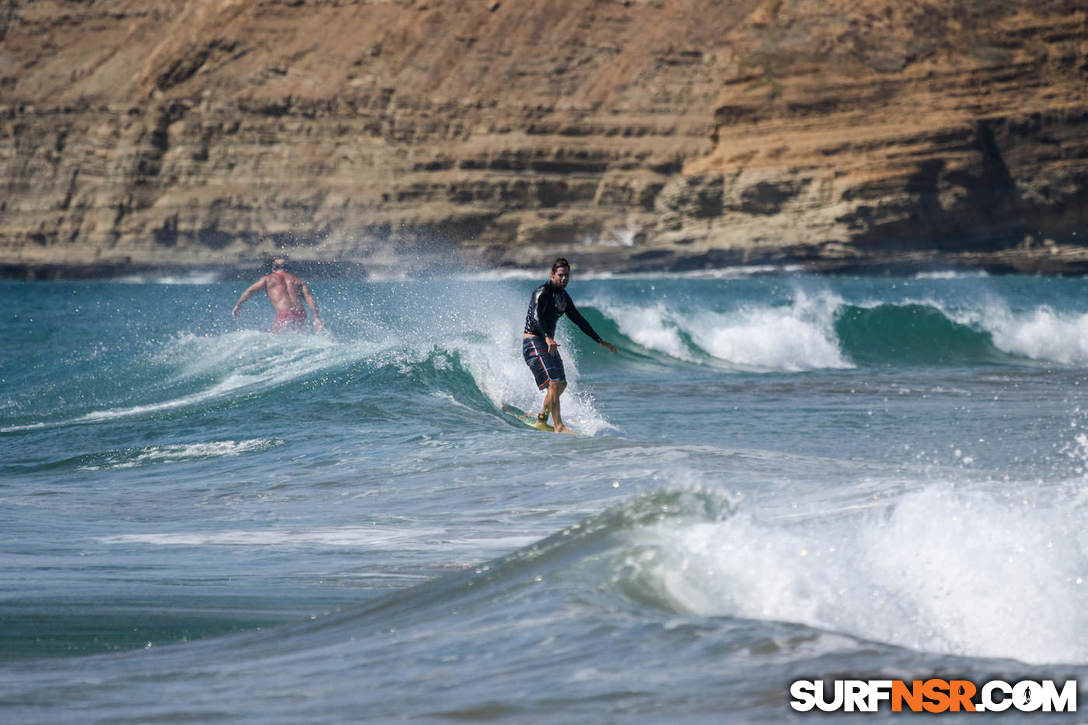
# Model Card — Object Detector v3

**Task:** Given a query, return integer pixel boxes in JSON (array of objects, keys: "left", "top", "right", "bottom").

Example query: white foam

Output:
[
  {"left": 981, "top": 307, "right": 1088, "bottom": 366},
  {"left": 914, "top": 270, "right": 990, "bottom": 280},
  {"left": 634, "top": 484, "right": 1088, "bottom": 664},
  {"left": 602, "top": 290, "right": 851, "bottom": 372},
  {"left": 652, "top": 265, "right": 805, "bottom": 279},
  {"left": 599, "top": 303, "right": 694, "bottom": 362},
  {"left": 421, "top": 266, "right": 806, "bottom": 282},
  {"left": 465, "top": 269, "right": 542, "bottom": 281},
  {"left": 691, "top": 305, "right": 849, "bottom": 371},
  {"left": 117, "top": 271, "right": 222, "bottom": 285},
  {"left": 0, "top": 421, "right": 47, "bottom": 433},
  {"left": 77, "top": 438, "right": 281, "bottom": 470},
  {"left": 5, "top": 330, "right": 364, "bottom": 431},
  {"left": 72, "top": 331, "right": 351, "bottom": 425},
  {"left": 99, "top": 526, "right": 446, "bottom": 548},
  {"left": 75, "top": 386, "right": 231, "bottom": 423},
  {"left": 99, "top": 526, "right": 537, "bottom": 551}
]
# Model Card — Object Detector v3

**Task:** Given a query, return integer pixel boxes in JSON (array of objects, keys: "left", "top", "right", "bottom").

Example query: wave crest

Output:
[{"left": 625, "top": 485, "right": 1087, "bottom": 664}]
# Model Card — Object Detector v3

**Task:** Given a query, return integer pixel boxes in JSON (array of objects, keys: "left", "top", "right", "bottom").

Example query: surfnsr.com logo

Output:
[{"left": 789, "top": 679, "right": 1078, "bottom": 713}]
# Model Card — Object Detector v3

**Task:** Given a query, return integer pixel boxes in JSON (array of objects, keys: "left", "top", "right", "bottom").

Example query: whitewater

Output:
[{"left": 1, "top": 273, "right": 1086, "bottom": 723}]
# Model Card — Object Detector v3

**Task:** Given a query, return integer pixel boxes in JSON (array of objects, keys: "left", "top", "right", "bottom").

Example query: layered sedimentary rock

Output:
[{"left": 1, "top": 0, "right": 1086, "bottom": 277}]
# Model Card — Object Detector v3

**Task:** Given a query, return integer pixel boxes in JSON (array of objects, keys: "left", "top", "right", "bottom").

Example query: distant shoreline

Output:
[{"left": 5, "top": 244, "right": 1088, "bottom": 281}]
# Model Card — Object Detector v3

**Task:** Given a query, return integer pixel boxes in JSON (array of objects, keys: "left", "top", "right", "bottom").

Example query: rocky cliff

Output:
[{"left": 2, "top": 0, "right": 1087, "bottom": 277}]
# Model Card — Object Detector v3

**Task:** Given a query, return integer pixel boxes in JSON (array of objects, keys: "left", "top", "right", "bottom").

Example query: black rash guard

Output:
[{"left": 524, "top": 282, "right": 603, "bottom": 343}]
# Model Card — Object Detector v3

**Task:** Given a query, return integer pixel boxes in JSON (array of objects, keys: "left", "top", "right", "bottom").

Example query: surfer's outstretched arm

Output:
[
  {"left": 565, "top": 302, "right": 616, "bottom": 353},
  {"left": 232, "top": 277, "right": 267, "bottom": 317}
]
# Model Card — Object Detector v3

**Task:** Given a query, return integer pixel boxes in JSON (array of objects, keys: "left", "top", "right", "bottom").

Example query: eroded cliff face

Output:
[{"left": 2, "top": 0, "right": 1086, "bottom": 276}]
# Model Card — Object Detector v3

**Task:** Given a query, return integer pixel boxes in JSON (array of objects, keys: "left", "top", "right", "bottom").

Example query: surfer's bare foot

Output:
[{"left": 553, "top": 424, "right": 575, "bottom": 434}]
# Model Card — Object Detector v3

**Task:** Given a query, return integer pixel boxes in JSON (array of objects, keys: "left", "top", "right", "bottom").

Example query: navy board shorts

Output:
[{"left": 523, "top": 336, "right": 565, "bottom": 389}]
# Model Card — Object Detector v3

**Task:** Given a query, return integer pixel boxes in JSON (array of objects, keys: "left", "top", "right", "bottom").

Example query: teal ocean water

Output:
[{"left": 1, "top": 271, "right": 1086, "bottom": 722}]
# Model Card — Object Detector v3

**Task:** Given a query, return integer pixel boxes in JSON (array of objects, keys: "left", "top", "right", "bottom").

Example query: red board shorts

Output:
[{"left": 270, "top": 309, "right": 307, "bottom": 333}]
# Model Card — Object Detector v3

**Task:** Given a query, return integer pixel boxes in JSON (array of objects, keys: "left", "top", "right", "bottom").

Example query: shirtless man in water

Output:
[
  {"left": 523, "top": 257, "right": 616, "bottom": 433},
  {"left": 232, "top": 257, "right": 324, "bottom": 333}
]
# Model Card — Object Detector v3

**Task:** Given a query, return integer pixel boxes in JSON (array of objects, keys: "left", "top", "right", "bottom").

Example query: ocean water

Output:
[{"left": 1, "top": 271, "right": 1086, "bottom": 722}]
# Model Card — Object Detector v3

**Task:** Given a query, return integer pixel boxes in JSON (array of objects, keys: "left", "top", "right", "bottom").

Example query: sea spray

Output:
[
  {"left": 630, "top": 483, "right": 1088, "bottom": 664},
  {"left": 690, "top": 289, "right": 848, "bottom": 371},
  {"left": 976, "top": 306, "right": 1088, "bottom": 366},
  {"left": 598, "top": 289, "right": 849, "bottom": 371}
]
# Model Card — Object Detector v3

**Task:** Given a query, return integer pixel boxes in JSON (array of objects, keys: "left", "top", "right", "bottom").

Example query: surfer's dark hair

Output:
[
  {"left": 271, "top": 256, "right": 288, "bottom": 271},
  {"left": 552, "top": 257, "right": 570, "bottom": 272}
]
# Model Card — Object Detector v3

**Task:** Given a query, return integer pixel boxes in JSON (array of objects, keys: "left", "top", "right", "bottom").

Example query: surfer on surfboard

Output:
[{"left": 522, "top": 257, "right": 617, "bottom": 433}]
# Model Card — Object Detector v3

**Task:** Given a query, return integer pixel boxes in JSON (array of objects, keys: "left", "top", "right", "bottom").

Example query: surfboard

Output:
[{"left": 502, "top": 403, "right": 555, "bottom": 432}]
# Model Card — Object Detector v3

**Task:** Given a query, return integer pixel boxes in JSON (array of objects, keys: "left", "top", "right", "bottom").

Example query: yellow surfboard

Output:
[{"left": 502, "top": 403, "right": 556, "bottom": 432}]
